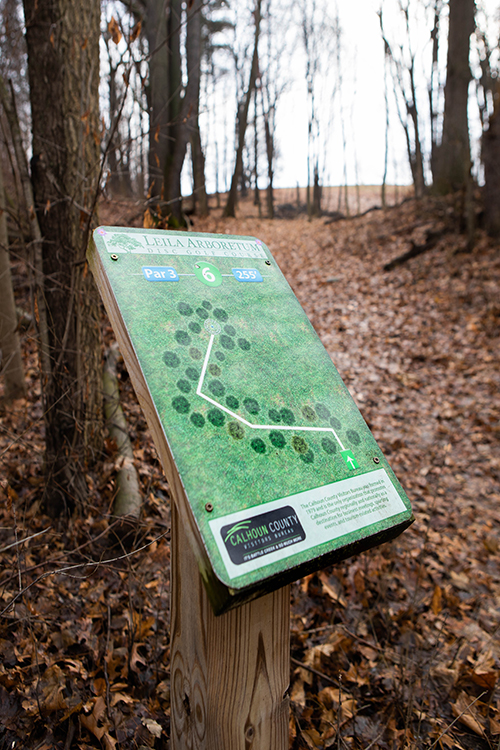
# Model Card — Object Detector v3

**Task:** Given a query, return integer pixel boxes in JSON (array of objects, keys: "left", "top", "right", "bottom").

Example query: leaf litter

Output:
[{"left": 1, "top": 190, "right": 499, "bottom": 749}]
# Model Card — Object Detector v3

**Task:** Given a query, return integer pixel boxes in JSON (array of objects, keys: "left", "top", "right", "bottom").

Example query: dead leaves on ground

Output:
[{"left": 1, "top": 192, "right": 500, "bottom": 748}]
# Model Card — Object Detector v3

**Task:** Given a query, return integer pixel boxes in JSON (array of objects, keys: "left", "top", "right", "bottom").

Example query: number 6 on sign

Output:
[
  {"left": 194, "top": 261, "right": 222, "bottom": 287},
  {"left": 203, "top": 267, "right": 215, "bottom": 282}
]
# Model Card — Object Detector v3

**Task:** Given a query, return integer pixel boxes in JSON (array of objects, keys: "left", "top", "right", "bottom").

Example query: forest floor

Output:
[{"left": 1, "top": 188, "right": 499, "bottom": 749}]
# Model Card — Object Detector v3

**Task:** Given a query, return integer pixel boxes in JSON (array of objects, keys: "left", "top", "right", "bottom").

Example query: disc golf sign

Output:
[{"left": 88, "top": 227, "right": 413, "bottom": 612}]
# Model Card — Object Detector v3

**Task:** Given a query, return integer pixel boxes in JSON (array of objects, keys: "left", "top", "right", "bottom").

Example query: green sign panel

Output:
[{"left": 90, "top": 227, "right": 413, "bottom": 597}]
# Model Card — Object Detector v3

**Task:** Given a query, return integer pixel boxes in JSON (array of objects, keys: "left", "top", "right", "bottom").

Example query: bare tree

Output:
[
  {"left": 104, "top": 16, "right": 135, "bottom": 197},
  {"left": 379, "top": 0, "right": 426, "bottom": 198},
  {"left": 223, "top": 0, "right": 262, "bottom": 218},
  {"left": 428, "top": 0, "right": 444, "bottom": 179},
  {"left": 197, "top": 1, "right": 234, "bottom": 204},
  {"left": 23, "top": 0, "right": 103, "bottom": 516},
  {"left": 0, "top": 0, "right": 29, "bottom": 130},
  {"left": 381, "top": 44, "right": 391, "bottom": 208},
  {"left": 299, "top": 0, "right": 341, "bottom": 218},
  {"left": 0, "top": 0, "right": 28, "bottom": 401},
  {"left": 252, "top": 86, "right": 262, "bottom": 214},
  {"left": 163, "top": 0, "right": 208, "bottom": 222},
  {"left": 259, "top": 0, "right": 290, "bottom": 219},
  {"left": 483, "top": 94, "right": 500, "bottom": 236},
  {"left": 139, "top": 0, "right": 176, "bottom": 197},
  {"left": 0, "top": 161, "right": 25, "bottom": 401},
  {"left": 301, "top": 0, "right": 321, "bottom": 217},
  {"left": 433, "top": 0, "right": 475, "bottom": 194},
  {"left": 476, "top": 3, "right": 500, "bottom": 235}
]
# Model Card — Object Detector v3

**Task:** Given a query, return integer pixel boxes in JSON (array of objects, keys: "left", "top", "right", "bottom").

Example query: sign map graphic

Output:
[{"left": 90, "top": 227, "right": 413, "bottom": 593}]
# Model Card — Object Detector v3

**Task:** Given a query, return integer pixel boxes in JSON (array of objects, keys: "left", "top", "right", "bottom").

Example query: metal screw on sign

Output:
[
  {"left": 111, "top": 254, "right": 118, "bottom": 261},
  {"left": 373, "top": 457, "right": 380, "bottom": 464},
  {"left": 205, "top": 503, "right": 214, "bottom": 513},
  {"left": 265, "top": 260, "right": 271, "bottom": 266}
]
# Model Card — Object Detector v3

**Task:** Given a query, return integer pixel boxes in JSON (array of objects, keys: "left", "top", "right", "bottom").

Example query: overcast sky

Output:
[
  {"left": 274, "top": 0, "right": 411, "bottom": 188},
  {"left": 190, "top": 0, "right": 497, "bottom": 193}
]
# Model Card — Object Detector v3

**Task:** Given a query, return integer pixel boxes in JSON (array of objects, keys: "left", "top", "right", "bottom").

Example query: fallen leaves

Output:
[
  {"left": 451, "top": 693, "right": 486, "bottom": 737},
  {"left": 107, "top": 17, "right": 122, "bottom": 45},
  {"left": 1, "top": 191, "right": 499, "bottom": 748}
]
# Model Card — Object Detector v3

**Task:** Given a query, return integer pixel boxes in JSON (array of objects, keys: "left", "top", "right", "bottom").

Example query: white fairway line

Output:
[{"left": 196, "top": 334, "right": 346, "bottom": 451}]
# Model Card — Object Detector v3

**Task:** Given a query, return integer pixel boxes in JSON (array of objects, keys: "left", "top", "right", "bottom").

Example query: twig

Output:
[
  {"left": 63, "top": 717, "right": 75, "bottom": 750},
  {"left": 104, "top": 604, "right": 113, "bottom": 730},
  {"left": 0, "top": 527, "right": 52, "bottom": 554},
  {"left": 363, "top": 729, "right": 386, "bottom": 750},
  {"left": 383, "top": 229, "right": 445, "bottom": 271},
  {"left": 337, "top": 672, "right": 342, "bottom": 750},
  {"left": 339, "top": 625, "right": 384, "bottom": 652},
  {"left": 429, "top": 691, "right": 486, "bottom": 750},
  {"left": 0, "top": 516, "right": 128, "bottom": 587},
  {"left": 11, "top": 503, "right": 24, "bottom": 626},
  {"left": 0, "top": 529, "right": 170, "bottom": 617},
  {"left": 291, "top": 656, "right": 340, "bottom": 688}
]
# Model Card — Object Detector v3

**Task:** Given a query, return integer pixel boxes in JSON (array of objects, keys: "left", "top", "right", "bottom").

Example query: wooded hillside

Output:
[{"left": 1, "top": 190, "right": 499, "bottom": 749}]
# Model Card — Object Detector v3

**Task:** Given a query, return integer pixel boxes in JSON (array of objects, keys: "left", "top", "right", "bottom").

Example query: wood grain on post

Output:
[{"left": 171, "top": 505, "right": 290, "bottom": 749}]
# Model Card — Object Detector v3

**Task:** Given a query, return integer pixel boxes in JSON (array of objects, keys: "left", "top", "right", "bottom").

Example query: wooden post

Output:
[{"left": 170, "top": 504, "right": 290, "bottom": 749}]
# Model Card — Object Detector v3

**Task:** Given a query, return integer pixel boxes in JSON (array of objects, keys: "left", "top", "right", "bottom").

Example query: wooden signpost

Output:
[{"left": 88, "top": 227, "right": 413, "bottom": 749}]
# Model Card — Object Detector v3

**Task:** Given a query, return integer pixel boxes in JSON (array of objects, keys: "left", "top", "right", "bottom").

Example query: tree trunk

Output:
[
  {"left": 187, "top": 0, "right": 208, "bottom": 218},
  {"left": 103, "top": 343, "right": 141, "bottom": 522},
  {"left": 23, "top": 0, "right": 103, "bottom": 516},
  {"left": 104, "top": 35, "right": 122, "bottom": 198},
  {"left": 164, "top": 0, "right": 206, "bottom": 225},
  {"left": 263, "top": 106, "right": 274, "bottom": 219},
  {"left": 429, "top": 0, "right": 441, "bottom": 180},
  {"left": 143, "top": 0, "right": 171, "bottom": 198},
  {"left": 191, "top": 127, "right": 208, "bottom": 217},
  {"left": 483, "top": 97, "right": 500, "bottom": 236},
  {"left": 408, "top": 75, "right": 425, "bottom": 199},
  {"left": 379, "top": 11, "right": 426, "bottom": 199},
  {"left": 433, "top": 0, "right": 475, "bottom": 194},
  {"left": 0, "top": 163, "right": 25, "bottom": 401},
  {"left": 162, "top": 0, "right": 183, "bottom": 223},
  {"left": 312, "top": 162, "right": 322, "bottom": 216},
  {"left": 223, "top": 0, "right": 262, "bottom": 218},
  {"left": 0, "top": 74, "right": 50, "bottom": 381},
  {"left": 253, "top": 88, "right": 261, "bottom": 213}
]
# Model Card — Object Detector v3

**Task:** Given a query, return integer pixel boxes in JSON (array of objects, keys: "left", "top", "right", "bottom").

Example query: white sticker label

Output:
[{"left": 209, "top": 469, "right": 407, "bottom": 580}]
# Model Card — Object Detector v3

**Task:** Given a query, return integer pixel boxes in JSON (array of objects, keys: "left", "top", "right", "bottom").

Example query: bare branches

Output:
[
  {"left": 378, "top": 0, "right": 426, "bottom": 197},
  {"left": 0, "top": 527, "right": 170, "bottom": 619},
  {"left": 0, "top": 73, "right": 51, "bottom": 380}
]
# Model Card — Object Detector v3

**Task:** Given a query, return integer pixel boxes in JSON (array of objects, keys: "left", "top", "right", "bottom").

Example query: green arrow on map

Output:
[{"left": 341, "top": 449, "right": 359, "bottom": 470}]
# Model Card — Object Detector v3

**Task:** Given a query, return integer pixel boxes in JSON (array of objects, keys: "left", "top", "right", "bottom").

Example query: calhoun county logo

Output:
[{"left": 221, "top": 505, "right": 306, "bottom": 565}]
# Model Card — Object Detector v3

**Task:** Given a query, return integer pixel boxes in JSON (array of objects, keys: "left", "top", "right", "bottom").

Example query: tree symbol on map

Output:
[
  {"left": 162, "top": 300, "right": 362, "bottom": 469},
  {"left": 107, "top": 234, "right": 144, "bottom": 251}
]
